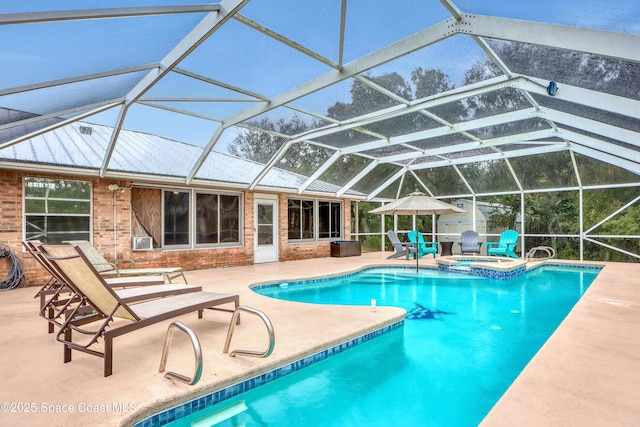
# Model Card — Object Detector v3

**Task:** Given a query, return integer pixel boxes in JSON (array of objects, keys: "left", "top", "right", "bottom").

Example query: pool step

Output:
[
  {"left": 191, "top": 400, "right": 247, "bottom": 427},
  {"left": 448, "top": 266, "right": 472, "bottom": 273}
]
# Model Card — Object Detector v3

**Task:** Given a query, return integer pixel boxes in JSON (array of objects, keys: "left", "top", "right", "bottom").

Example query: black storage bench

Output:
[{"left": 330, "top": 240, "right": 362, "bottom": 257}]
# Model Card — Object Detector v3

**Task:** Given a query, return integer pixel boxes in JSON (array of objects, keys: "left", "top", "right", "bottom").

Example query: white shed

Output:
[{"left": 436, "top": 199, "right": 507, "bottom": 253}]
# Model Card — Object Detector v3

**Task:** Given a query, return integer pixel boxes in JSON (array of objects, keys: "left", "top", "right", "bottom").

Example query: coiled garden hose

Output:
[{"left": 0, "top": 245, "right": 25, "bottom": 290}]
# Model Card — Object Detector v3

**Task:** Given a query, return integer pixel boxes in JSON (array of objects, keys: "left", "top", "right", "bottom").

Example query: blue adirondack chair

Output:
[
  {"left": 407, "top": 230, "right": 438, "bottom": 259},
  {"left": 486, "top": 230, "right": 519, "bottom": 258}
]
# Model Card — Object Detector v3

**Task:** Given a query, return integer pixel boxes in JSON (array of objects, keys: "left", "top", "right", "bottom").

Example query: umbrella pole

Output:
[{"left": 415, "top": 210, "right": 419, "bottom": 273}]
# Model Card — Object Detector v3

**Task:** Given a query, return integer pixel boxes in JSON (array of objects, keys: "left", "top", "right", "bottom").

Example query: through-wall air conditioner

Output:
[{"left": 131, "top": 236, "right": 153, "bottom": 251}]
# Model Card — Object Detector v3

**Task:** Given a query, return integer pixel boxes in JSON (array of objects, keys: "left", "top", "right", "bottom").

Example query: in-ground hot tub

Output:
[{"left": 436, "top": 255, "right": 527, "bottom": 280}]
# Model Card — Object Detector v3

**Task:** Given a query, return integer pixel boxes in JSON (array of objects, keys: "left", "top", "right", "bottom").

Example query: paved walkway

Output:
[{"left": 0, "top": 252, "right": 638, "bottom": 426}]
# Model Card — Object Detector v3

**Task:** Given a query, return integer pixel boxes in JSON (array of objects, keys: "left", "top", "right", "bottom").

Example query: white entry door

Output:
[{"left": 254, "top": 195, "right": 278, "bottom": 263}]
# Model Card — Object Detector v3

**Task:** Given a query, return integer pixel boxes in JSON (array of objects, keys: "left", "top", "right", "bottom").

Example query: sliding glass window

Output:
[
  {"left": 288, "top": 198, "right": 342, "bottom": 241},
  {"left": 288, "top": 199, "right": 314, "bottom": 240},
  {"left": 318, "top": 200, "right": 342, "bottom": 239},
  {"left": 164, "top": 190, "right": 241, "bottom": 248},
  {"left": 164, "top": 191, "right": 190, "bottom": 247},
  {"left": 195, "top": 193, "right": 240, "bottom": 245},
  {"left": 24, "top": 177, "right": 91, "bottom": 244}
]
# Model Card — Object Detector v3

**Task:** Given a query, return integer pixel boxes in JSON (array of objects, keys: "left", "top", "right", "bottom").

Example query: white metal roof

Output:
[
  {"left": 0, "top": 118, "right": 358, "bottom": 195},
  {"left": 0, "top": 0, "right": 638, "bottom": 200}
]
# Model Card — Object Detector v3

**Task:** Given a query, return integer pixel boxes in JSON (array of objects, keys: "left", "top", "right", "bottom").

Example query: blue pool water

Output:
[{"left": 155, "top": 265, "right": 599, "bottom": 427}]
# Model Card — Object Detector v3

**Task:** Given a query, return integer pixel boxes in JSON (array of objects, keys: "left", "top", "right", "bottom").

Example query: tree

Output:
[
  {"left": 471, "top": 41, "right": 640, "bottom": 261},
  {"left": 228, "top": 115, "right": 332, "bottom": 175},
  {"left": 583, "top": 186, "right": 640, "bottom": 261},
  {"left": 486, "top": 38, "right": 640, "bottom": 99},
  {"left": 326, "top": 72, "right": 416, "bottom": 149},
  {"left": 411, "top": 67, "right": 453, "bottom": 98},
  {"left": 460, "top": 58, "right": 532, "bottom": 135},
  {"left": 225, "top": 51, "right": 639, "bottom": 262},
  {"left": 228, "top": 118, "right": 283, "bottom": 163},
  {"left": 328, "top": 72, "right": 411, "bottom": 121}
]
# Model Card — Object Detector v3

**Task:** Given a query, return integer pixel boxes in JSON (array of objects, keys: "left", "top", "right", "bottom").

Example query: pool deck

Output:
[{"left": 0, "top": 252, "right": 638, "bottom": 426}]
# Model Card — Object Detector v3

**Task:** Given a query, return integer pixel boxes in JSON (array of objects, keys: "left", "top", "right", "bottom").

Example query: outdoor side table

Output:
[{"left": 440, "top": 241, "right": 454, "bottom": 256}]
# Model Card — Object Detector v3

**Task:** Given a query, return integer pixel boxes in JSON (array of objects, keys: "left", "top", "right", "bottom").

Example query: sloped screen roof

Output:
[{"left": 0, "top": 0, "right": 638, "bottom": 200}]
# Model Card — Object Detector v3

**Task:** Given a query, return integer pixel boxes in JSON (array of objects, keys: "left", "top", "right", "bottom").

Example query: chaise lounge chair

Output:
[
  {"left": 41, "top": 244, "right": 239, "bottom": 377},
  {"left": 24, "top": 241, "right": 202, "bottom": 334},
  {"left": 386, "top": 230, "right": 416, "bottom": 259},
  {"left": 459, "top": 230, "right": 482, "bottom": 255},
  {"left": 486, "top": 230, "right": 519, "bottom": 258},
  {"left": 63, "top": 240, "right": 186, "bottom": 283},
  {"left": 407, "top": 230, "right": 438, "bottom": 259}
]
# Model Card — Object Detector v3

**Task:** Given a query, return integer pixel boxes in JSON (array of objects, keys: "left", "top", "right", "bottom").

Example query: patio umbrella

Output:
[{"left": 370, "top": 191, "right": 465, "bottom": 272}]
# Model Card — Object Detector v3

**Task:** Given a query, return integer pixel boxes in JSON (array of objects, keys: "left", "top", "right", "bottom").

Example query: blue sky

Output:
[{"left": 1, "top": 0, "right": 639, "bottom": 152}]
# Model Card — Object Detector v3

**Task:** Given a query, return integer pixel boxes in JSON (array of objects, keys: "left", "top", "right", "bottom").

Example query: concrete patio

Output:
[{"left": 0, "top": 252, "right": 638, "bottom": 426}]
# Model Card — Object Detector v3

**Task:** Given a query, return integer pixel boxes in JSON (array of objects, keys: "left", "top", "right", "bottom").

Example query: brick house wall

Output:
[
  {"left": 0, "top": 170, "right": 23, "bottom": 284},
  {"left": 0, "top": 169, "right": 353, "bottom": 287}
]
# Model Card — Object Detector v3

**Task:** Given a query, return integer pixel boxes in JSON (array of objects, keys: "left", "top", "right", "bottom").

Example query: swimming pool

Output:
[{"left": 141, "top": 265, "right": 599, "bottom": 426}]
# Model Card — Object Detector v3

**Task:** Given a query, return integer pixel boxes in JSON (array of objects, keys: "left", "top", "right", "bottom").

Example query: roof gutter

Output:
[{"left": 0, "top": 161, "right": 366, "bottom": 199}]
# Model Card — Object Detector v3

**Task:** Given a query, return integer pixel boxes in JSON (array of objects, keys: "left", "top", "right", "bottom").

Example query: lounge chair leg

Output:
[
  {"left": 198, "top": 309, "right": 203, "bottom": 319},
  {"left": 64, "top": 329, "right": 72, "bottom": 363},
  {"left": 104, "top": 337, "right": 113, "bottom": 377},
  {"left": 48, "top": 307, "right": 55, "bottom": 334}
]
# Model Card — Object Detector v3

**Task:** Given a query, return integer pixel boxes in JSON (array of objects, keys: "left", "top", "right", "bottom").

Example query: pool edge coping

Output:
[{"left": 128, "top": 318, "right": 405, "bottom": 427}]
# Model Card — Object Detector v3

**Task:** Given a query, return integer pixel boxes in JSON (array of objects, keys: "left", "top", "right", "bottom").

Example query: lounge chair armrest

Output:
[
  {"left": 484, "top": 242, "right": 498, "bottom": 249},
  {"left": 94, "top": 261, "right": 119, "bottom": 270},
  {"left": 109, "top": 258, "right": 137, "bottom": 268}
]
